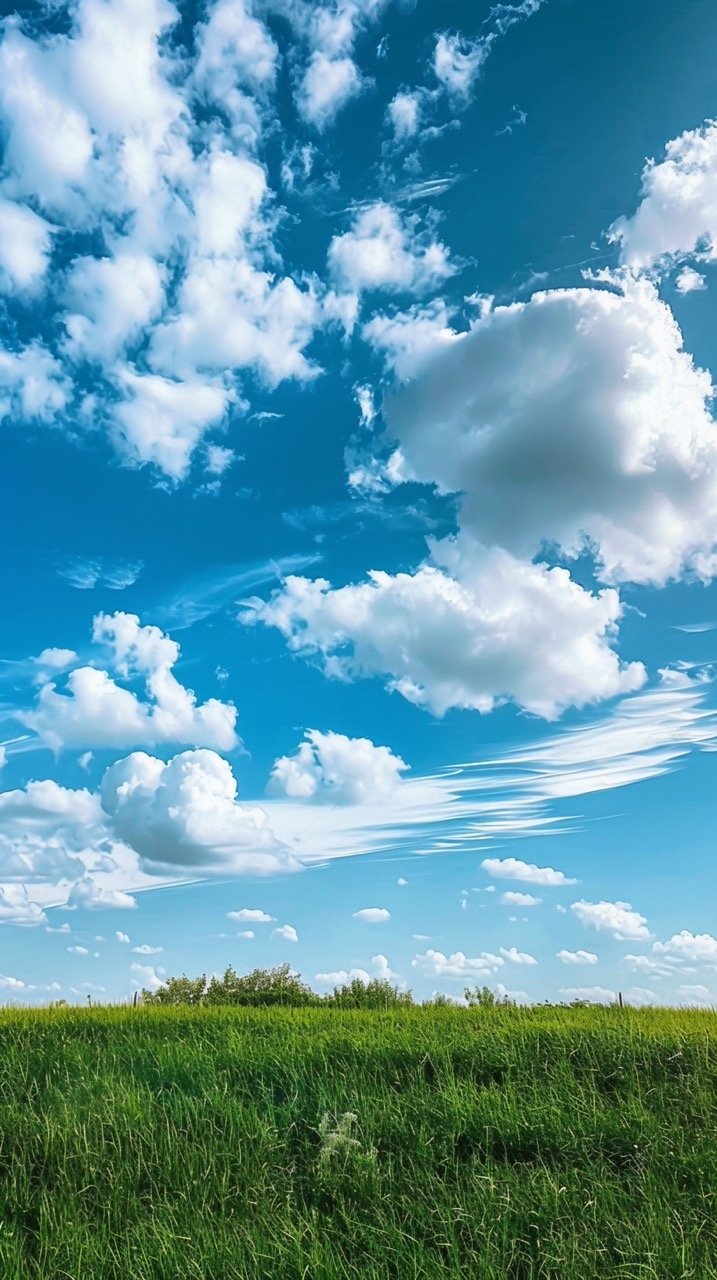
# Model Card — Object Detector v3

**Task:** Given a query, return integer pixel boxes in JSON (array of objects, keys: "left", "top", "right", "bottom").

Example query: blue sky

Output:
[{"left": 2, "top": 0, "right": 717, "bottom": 1005}]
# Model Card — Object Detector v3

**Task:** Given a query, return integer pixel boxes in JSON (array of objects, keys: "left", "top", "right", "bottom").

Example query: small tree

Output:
[
  {"left": 142, "top": 964, "right": 319, "bottom": 1007},
  {"left": 142, "top": 973, "right": 207, "bottom": 1005},
  {"left": 464, "top": 984, "right": 515, "bottom": 1008},
  {"left": 326, "top": 977, "right": 414, "bottom": 1009}
]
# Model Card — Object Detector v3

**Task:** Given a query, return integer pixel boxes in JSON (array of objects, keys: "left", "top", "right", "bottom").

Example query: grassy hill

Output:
[{"left": 0, "top": 1003, "right": 715, "bottom": 1278}]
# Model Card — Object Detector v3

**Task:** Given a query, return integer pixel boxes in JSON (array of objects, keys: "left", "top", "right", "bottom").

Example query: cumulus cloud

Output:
[
  {"left": 0, "top": 0, "right": 327, "bottom": 480},
  {"left": 412, "top": 948, "right": 504, "bottom": 979},
  {"left": 269, "top": 729, "right": 408, "bottom": 803},
  {"left": 675, "top": 266, "right": 707, "bottom": 294},
  {"left": 328, "top": 203, "right": 452, "bottom": 295},
  {"left": 21, "top": 612, "right": 238, "bottom": 751},
  {"left": 557, "top": 949, "right": 598, "bottom": 965},
  {"left": 227, "top": 908, "right": 275, "bottom": 922},
  {"left": 483, "top": 857, "right": 577, "bottom": 886},
  {"left": 243, "top": 546, "right": 645, "bottom": 719},
  {"left": 560, "top": 985, "right": 617, "bottom": 1003},
  {"left": 571, "top": 899, "right": 651, "bottom": 942},
  {"left": 653, "top": 930, "right": 717, "bottom": 964},
  {"left": 297, "top": 51, "right": 362, "bottom": 129},
  {"left": 433, "top": 32, "right": 487, "bottom": 99},
  {"left": 0, "top": 777, "right": 102, "bottom": 884},
  {"left": 272, "top": 923, "right": 298, "bottom": 942},
  {"left": 386, "top": 90, "right": 423, "bottom": 141},
  {"left": 0, "top": 886, "right": 48, "bottom": 927},
  {"left": 0, "top": 344, "right": 71, "bottom": 424},
  {"left": 383, "top": 281, "right": 717, "bottom": 589},
  {"left": 610, "top": 120, "right": 717, "bottom": 273},
  {"left": 100, "top": 748, "right": 299, "bottom": 875},
  {"left": 353, "top": 907, "right": 390, "bottom": 923},
  {"left": 500, "top": 891, "right": 540, "bottom": 907},
  {"left": 66, "top": 876, "right": 137, "bottom": 910},
  {"left": 0, "top": 197, "right": 55, "bottom": 292},
  {"left": 499, "top": 945, "right": 537, "bottom": 965}
]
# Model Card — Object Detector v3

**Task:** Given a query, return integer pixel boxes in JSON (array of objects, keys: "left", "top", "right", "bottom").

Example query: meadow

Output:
[{"left": 0, "top": 1003, "right": 715, "bottom": 1278}]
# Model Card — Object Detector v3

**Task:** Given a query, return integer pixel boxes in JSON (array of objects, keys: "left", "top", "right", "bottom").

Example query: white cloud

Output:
[
  {"left": 57, "top": 558, "right": 143, "bottom": 591},
  {"left": 0, "top": 198, "right": 54, "bottom": 292},
  {"left": 353, "top": 907, "right": 390, "bottom": 923},
  {"left": 560, "top": 986, "right": 617, "bottom": 1003},
  {"left": 0, "top": 974, "right": 27, "bottom": 990},
  {"left": 679, "top": 984, "right": 711, "bottom": 1000},
  {"left": 111, "top": 371, "right": 232, "bottom": 483},
  {"left": 557, "top": 949, "right": 598, "bottom": 965},
  {"left": 297, "top": 51, "right": 362, "bottom": 129},
  {"left": 412, "top": 948, "right": 504, "bottom": 979},
  {"left": 623, "top": 953, "right": 675, "bottom": 977},
  {"left": 316, "top": 966, "right": 371, "bottom": 985},
  {"left": 116, "top": 931, "right": 130, "bottom": 943},
  {"left": 227, "top": 908, "right": 275, "bottom": 922},
  {"left": 66, "top": 877, "right": 137, "bottom": 910},
  {"left": 675, "top": 266, "right": 707, "bottom": 294},
  {"left": 132, "top": 943, "right": 163, "bottom": 954},
  {"left": 482, "top": 857, "right": 577, "bottom": 886},
  {"left": 0, "top": 1, "right": 328, "bottom": 481},
  {"left": 0, "top": 886, "right": 48, "bottom": 927},
  {"left": 0, "top": 777, "right": 101, "bottom": 884},
  {"left": 653, "top": 930, "right": 717, "bottom": 964},
  {"left": 500, "top": 891, "right": 540, "bottom": 907},
  {"left": 387, "top": 90, "right": 422, "bottom": 141},
  {"left": 64, "top": 251, "right": 165, "bottom": 365},
  {"left": 433, "top": 32, "right": 487, "bottom": 99},
  {"left": 272, "top": 923, "right": 298, "bottom": 942},
  {"left": 328, "top": 202, "right": 452, "bottom": 295},
  {"left": 194, "top": 0, "right": 278, "bottom": 117},
  {"left": 364, "top": 299, "right": 458, "bottom": 380},
  {"left": 131, "top": 962, "right": 165, "bottom": 990},
  {"left": 571, "top": 899, "right": 651, "bottom": 942},
  {"left": 269, "top": 728, "right": 408, "bottom": 803},
  {"left": 0, "top": 343, "right": 71, "bottom": 425},
  {"left": 499, "top": 945, "right": 537, "bottom": 965},
  {"left": 101, "top": 748, "right": 299, "bottom": 875},
  {"left": 384, "top": 281, "right": 717, "bottom": 588},
  {"left": 243, "top": 546, "right": 645, "bottom": 718},
  {"left": 237, "top": 929, "right": 254, "bottom": 938},
  {"left": 610, "top": 120, "right": 717, "bottom": 273},
  {"left": 35, "top": 648, "right": 78, "bottom": 670},
  {"left": 67, "top": 945, "right": 89, "bottom": 955},
  {"left": 22, "top": 611, "right": 238, "bottom": 751}
]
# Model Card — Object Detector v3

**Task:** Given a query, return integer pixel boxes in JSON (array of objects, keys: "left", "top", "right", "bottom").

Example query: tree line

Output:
[{"left": 139, "top": 964, "right": 517, "bottom": 1009}]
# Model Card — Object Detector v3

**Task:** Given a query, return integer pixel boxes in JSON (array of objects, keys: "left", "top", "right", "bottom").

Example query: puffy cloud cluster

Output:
[
  {"left": 412, "top": 943, "right": 536, "bottom": 981},
  {"left": 243, "top": 546, "right": 645, "bottom": 718},
  {"left": 383, "top": 282, "right": 717, "bottom": 589},
  {"left": 653, "top": 930, "right": 717, "bottom": 964},
  {"left": 0, "top": 0, "right": 334, "bottom": 481},
  {"left": 557, "top": 949, "right": 598, "bottom": 965},
  {"left": 269, "top": 729, "right": 408, "bottom": 803},
  {"left": 481, "top": 857, "right": 577, "bottom": 886},
  {"left": 21, "top": 612, "right": 238, "bottom": 752},
  {"left": 353, "top": 907, "right": 390, "bottom": 923},
  {"left": 100, "top": 749, "right": 299, "bottom": 875},
  {"left": 571, "top": 899, "right": 651, "bottom": 942},
  {"left": 610, "top": 120, "right": 717, "bottom": 273},
  {"left": 328, "top": 203, "right": 453, "bottom": 295}
]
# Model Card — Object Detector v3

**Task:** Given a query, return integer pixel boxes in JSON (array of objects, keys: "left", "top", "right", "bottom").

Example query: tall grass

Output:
[{"left": 0, "top": 1004, "right": 716, "bottom": 1278}]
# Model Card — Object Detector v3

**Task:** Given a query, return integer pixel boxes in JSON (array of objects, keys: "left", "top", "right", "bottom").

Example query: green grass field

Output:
[{"left": 0, "top": 1004, "right": 716, "bottom": 1278}]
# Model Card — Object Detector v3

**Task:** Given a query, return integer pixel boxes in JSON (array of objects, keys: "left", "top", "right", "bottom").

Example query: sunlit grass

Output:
[{"left": 0, "top": 1004, "right": 716, "bottom": 1277}]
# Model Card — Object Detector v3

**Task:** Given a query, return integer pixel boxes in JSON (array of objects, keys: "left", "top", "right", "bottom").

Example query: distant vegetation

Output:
[
  {"left": 140, "top": 963, "right": 522, "bottom": 1008},
  {"left": 1, "top": 1002, "right": 716, "bottom": 1277}
]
